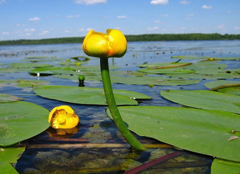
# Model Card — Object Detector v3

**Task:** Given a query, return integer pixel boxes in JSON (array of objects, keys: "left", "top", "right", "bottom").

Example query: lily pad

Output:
[
  {"left": 0, "top": 158, "right": 18, "bottom": 174},
  {"left": 0, "top": 79, "right": 49, "bottom": 88},
  {"left": 110, "top": 76, "right": 200, "bottom": 86},
  {"left": 0, "top": 101, "right": 49, "bottom": 146},
  {"left": 171, "top": 55, "right": 210, "bottom": 60},
  {"left": 211, "top": 159, "right": 240, "bottom": 174},
  {"left": 33, "top": 86, "right": 151, "bottom": 106},
  {"left": 29, "top": 67, "right": 72, "bottom": 76},
  {"left": 0, "top": 147, "right": 25, "bottom": 163},
  {"left": 0, "top": 94, "right": 22, "bottom": 103},
  {"left": 205, "top": 80, "right": 240, "bottom": 96},
  {"left": 138, "top": 62, "right": 192, "bottom": 68},
  {"left": 107, "top": 106, "right": 240, "bottom": 162},
  {"left": 54, "top": 74, "right": 101, "bottom": 82},
  {"left": 205, "top": 80, "right": 240, "bottom": 89},
  {"left": 10, "top": 63, "right": 52, "bottom": 68},
  {"left": 138, "top": 67, "right": 195, "bottom": 74},
  {"left": 0, "top": 67, "right": 33, "bottom": 73},
  {"left": 160, "top": 90, "right": 240, "bottom": 114}
]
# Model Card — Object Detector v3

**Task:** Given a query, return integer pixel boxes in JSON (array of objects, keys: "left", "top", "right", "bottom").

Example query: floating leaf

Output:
[
  {"left": 10, "top": 63, "right": 52, "bottom": 68},
  {"left": 0, "top": 147, "right": 25, "bottom": 163},
  {"left": 29, "top": 67, "right": 72, "bottom": 76},
  {"left": 171, "top": 55, "right": 240, "bottom": 61},
  {"left": 0, "top": 79, "right": 49, "bottom": 88},
  {"left": 211, "top": 159, "right": 240, "bottom": 174},
  {"left": 138, "top": 67, "right": 195, "bottom": 74},
  {"left": 0, "top": 158, "right": 18, "bottom": 174},
  {"left": 184, "top": 61, "right": 228, "bottom": 70},
  {"left": 0, "top": 101, "right": 49, "bottom": 146},
  {"left": 0, "top": 67, "right": 33, "bottom": 73},
  {"left": 138, "top": 62, "right": 191, "bottom": 68},
  {"left": 33, "top": 86, "right": 151, "bottom": 106},
  {"left": 110, "top": 76, "right": 200, "bottom": 86},
  {"left": 0, "top": 94, "right": 22, "bottom": 103},
  {"left": 107, "top": 106, "right": 240, "bottom": 162},
  {"left": 205, "top": 80, "right": 240, "bottom": 95},
  {"left": 160, "top": 90, "right": 240, "bottom": 114},
  {"left": 171, "top": 55, "right": 210, "bottom": 60},
  {"left": 54, "top": 74, "right": 101, "bottom": 82}
]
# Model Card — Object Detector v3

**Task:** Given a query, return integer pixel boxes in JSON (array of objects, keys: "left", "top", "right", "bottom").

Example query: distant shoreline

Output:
[{"left": 0, "top": 33, "right": 240, "bottom": 46}]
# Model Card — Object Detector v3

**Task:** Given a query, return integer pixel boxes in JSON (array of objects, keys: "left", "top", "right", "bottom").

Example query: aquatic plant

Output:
[{"left": 82, "top": 29, "right": 146, "bottom": 151}]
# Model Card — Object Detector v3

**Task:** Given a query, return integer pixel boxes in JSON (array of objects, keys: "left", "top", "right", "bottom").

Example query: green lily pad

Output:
[
  {"left": 138, "top": 62, "right": 192, "bottom": 68},
  {"left": 71, "top": 65, "right": 120, "bottom": 72},
  {"left": 0, "top": 158, "right": 18, "bottom": 174},
  {"left": 184, "top": 61, "right": 228, "bottom": 70},
  {"left": 0, "top": 101, "right": 49, "bottom": 146},
  {"left": 33, "top": 86, "right": 151, "bottom": 106},
  {"left": 110, "top": 76, "right": 200, "bottom": 86},
  {"left": 160, "top": 90, "right": 240, "bottom": 114},
  {"left": 138, "top": 67, "right": 195, "bottom": 74},
  {"left": 0, "top": 79, "right": 49, "bottom": 88},
  {"left": 211, "top": 159, "right": 240, "bottom": 174},
  {"left": 107, "top": 106, "right": 240, "bottom": 162},
  {"left": 171, "top": 55, "right": 210, "bottom": 60},
  {"left": 205, "top": 80, "right": 240, "bottom": 89},
  {"left": 205, "top": 80, "right": 240, "bottom": 96},
  {"left": 0, "top": 147, "right": 25, "bottom": 163},
  {"left": 10, "top": 63, "right": 52, "bottom": 68},
  {"left": 168, "top": 73, "right": 238, "bottom": 80},
  {"left": 54, "top": 74, "right": 101, "bottom": 82},
  {"left": 23, "top": 56, "right": 64, "bottom": 62},
  {"left": 0, "top": 67, "right": 33, "bottom": 73},
  {"left": 29, "top": 67, "right": 72, "bottom": 76},
  {"left": 0, "top": 94, "right": 22, "bottom": 103}
]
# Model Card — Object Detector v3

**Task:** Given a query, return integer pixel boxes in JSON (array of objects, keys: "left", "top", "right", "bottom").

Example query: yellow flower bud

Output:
[
  {"left": 48, "top": 105, "right": 79, "bottom": 129},
  {"left": 82, "top": 29, "right": 127, "bottom": 58}
]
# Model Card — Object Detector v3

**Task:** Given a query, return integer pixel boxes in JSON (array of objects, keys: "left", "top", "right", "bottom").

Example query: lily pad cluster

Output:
[{"left": 0, "top": 101, "right": 50, "bottom": 173}]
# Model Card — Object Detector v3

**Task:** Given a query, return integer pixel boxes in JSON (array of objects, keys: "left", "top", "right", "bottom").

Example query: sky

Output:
[{"left": 0, "top": 0, "right": 240, "bottom": 41}]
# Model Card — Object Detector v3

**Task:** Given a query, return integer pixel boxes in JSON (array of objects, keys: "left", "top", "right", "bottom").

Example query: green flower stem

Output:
[{"left": 100, "top": 58, "right": 147, "bottom": 151}]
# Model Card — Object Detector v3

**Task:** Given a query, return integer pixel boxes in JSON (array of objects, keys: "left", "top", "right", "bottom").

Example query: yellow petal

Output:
[
  {"left": 82, "top": 29, "right": 127, "bottom": 58},
  {"left": 82, "top": 30, "right": 109, "bottom": 58},
  {"left": 107, "top": 29, "right": 127, "bottom": 57},
  {"left": 48, "top": 105, "right": 74, "bottom": 123},
  {"left": 48, "top": 105, "right": 79, "bottom": 130}
]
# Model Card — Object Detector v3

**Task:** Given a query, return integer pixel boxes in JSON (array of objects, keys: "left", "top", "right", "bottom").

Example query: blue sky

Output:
[{"left": 0, "top": 0, "right": 240, "bottom": 41}]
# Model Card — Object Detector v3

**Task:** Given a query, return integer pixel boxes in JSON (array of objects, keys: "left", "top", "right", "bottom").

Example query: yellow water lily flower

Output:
[
  {"left": 82, "top": 29, "right": 127, "bottom": 58},
  {"left": 48, "top": 105, "right": 80, "bottom": 129}
]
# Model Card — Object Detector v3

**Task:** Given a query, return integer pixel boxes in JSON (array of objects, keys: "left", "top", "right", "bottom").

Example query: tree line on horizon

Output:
[{"left": 0, "top": 33, "right": 240, "bottom": 46}]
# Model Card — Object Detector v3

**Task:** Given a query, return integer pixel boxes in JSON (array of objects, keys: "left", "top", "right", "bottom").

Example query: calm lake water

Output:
[{"left": 1, "top": 40, "right": 240, "bottom": 174}]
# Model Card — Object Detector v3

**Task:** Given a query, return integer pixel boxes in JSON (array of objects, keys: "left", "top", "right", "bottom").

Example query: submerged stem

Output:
[{"left": 100, "top": 58, "right": 146, "bottom": 151}]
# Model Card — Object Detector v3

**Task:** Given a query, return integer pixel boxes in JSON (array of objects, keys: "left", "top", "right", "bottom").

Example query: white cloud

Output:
[
  {"left": 74, "top": 0, "right": 107, "bottom": 5},
  {"left": 147, "top": 26, "right": 159, "bottom": 31},
  {"left": 234, "top": 27, "right": 240, "bottom": 30},
  {"left": 215, "top": 25, "right": 225, "bottom": 29},
  {"left": 65, "top": 30, "right": 71, "bottom": 33},
  {"left": 1, "top": 31, "right": 9, "bottom": 35},
  {"left": 25, "top": 28, "right": 36, "bottom": 32},
  {"left": 78, "top": 28, "right": 92, "bottom": 32},
  {"left": 154, "top": 20, "right": 162, "bottom": 23},
  {"left": 202, "top": 5, "right": 212, "bottom": 10},
  {"left": 39, "top": 30, "right": 49, "bottom": 35},
  {"left": 160, "top": 14, "right": 168, "bottom": 17},
  {"left": 117, "top": 15, "right": 127, "bottom": 19},
  {"left": 29, "top": 17, "right": 41, "bottom": 21},
  {"left": 150, "top": 0, "right": 168, "bottom": 5},
  {"left": 0, "top": 0, "right": 6, "bottom": 4},
  {"left": 180, "top": 0, "right": 190, "bottom": 4},
  {"left": 66, "top": 15, "right": 80, "bottom": 18}
]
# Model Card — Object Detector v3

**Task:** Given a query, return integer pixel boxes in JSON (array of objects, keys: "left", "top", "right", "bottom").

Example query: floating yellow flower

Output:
[
  {"left": 48, "top": 105, "right": 79, "bottom": 129},
  {"left": 82, "top": 29, "right": 127, "bottom": 58}
]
